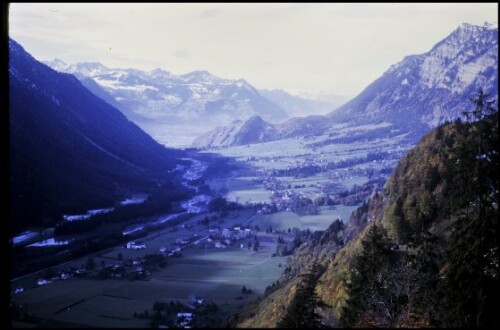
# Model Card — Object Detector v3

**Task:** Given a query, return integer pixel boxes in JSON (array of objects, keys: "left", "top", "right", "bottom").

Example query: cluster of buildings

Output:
[
  {"left": 32, "top": 268, "right": 83, "bottom": 289},
  {"left": 268, "top": 189, "right": 315, "bottom": 213},
  {"left": 101, "top": 258, "right": 152, "bottom": 279},
  {"left": 160, "top": 245, "right": 181, "bottom": 257},
  {"left": 175, "top": 296, "right": 207, "bottom": 328},
  {"left": 206, "top": 226, "right": 252, "bottom": 249}
]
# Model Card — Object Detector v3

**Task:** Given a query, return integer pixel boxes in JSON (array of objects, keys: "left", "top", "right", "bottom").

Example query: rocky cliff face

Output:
[{"left": 329, "top": 22, "right": 498, "bottom": 129}]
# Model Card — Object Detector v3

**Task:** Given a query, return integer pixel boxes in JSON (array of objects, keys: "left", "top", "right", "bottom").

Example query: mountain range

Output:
[
  {"left": 44, "top": 60, "right": 340, "bottom": 146},
  {"left": 194, "top": 22, "right": 498, "bottom": 149},
  {"left": 9, "top": 39, "right": 187, "bottom": 234},
  {"left": 10, "top": 22, "right": 497, "bottom": 231}
]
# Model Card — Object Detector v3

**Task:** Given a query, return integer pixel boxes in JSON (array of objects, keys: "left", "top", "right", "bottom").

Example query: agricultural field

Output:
[
  {"left": 200, "top": 130, "right": 412, "bottom": 235},
  {"left": 12, "top": 279, "right": 151, "bottom": 327},
  {"left": 225, "top": 177, "right": 271, "bottom": 204},
  {"left": 250, "top": 206, "right": 357, "bottom": 232},
  {"left": 10, "top": 209, "right": 286, "bottom": 328}
]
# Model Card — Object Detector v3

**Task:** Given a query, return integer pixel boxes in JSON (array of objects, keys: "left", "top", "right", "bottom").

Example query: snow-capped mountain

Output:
[
  {"left": 194, "top": 22, "right": 498, "bottom": 149},
  {"left": 43, "top": 60, "right": 290, "bottom": 146},
  {"left": 329, "top": 22, "right": 498, "bottom": 128}
]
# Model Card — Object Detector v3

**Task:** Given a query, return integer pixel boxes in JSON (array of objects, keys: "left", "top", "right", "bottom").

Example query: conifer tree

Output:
[
  {"left": 437, "top": 90, "right": 499, "bottom": 328},
  {"left": 340, "top": 224, "right": 390, "bottom": 327},
  {"left": 278, "top": 263, "right": 326, "bottom": 328}
]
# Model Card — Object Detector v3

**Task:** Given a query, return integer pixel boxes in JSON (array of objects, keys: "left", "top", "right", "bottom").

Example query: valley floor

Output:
[
  {"left": 11, "top": 209, "right": 287, "bottom": 327},
  {"left": 11, "top": 130, "right": 412, "bottom": 327}
]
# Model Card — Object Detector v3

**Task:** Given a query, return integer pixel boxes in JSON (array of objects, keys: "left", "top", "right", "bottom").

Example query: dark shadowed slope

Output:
[{"left": 9, "top": 38, "right": 186, "bottom": 234}]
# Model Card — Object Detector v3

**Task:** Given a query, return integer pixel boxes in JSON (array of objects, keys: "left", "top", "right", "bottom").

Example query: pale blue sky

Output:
[{"left": 9, "top": 3, "right": 498, "bottom": 97}]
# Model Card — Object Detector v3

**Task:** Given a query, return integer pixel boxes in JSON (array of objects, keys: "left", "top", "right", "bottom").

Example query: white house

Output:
[
  {"left": 60, "top": 273, "right": 71, "bottom": 280},
  {"left": 126, "top": 241, "right": 146, "bottom": 249},
  {"left": 37, "top": 279, "right": 52, "bottom": 286}
]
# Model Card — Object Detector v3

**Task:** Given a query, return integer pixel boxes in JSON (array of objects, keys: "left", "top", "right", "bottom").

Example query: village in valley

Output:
[
  {"left": 11, "top": 126, "right": 410, "bottom": 328},
  {"left": 11, "top": 195, "right": 301, "bottom": 327}
]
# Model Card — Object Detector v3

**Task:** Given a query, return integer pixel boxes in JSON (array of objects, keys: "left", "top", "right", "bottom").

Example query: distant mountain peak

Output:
[
  {"left": 235, "top": 78, "right": 249, "bottom": 87},
  {"left": 181, "top": 70, "right": 221, "bottom": 82},
  {"left": 149, "top": 67, "right": 173, "bottom": 76},
  {"left": 329, "top": 21, "right": 498, "bottom": 130},
  {"left": 484, "top": 21, "right": 498, "bottom": 29},
  {"left": 192, "top": 115, "right": 276, "bottom": 148},
  {"left": 458, "top": 21, "right": 498, "bottom": 31},
  {"left": 246, "top": 114, "right": 265, "bottom": 123},
  {"left": 44, "top": 58, "right": 67, "bottom": 68},
  {"left": 77, "top": 61, "right": 107, "bottom": 67}
]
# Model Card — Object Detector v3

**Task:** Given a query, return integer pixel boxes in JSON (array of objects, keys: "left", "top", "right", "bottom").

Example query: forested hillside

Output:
[{"left": 233, "top": 91, "right": 499, "bottom": 328}]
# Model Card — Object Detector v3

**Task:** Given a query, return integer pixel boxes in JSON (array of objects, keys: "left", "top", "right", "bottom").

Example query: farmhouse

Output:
[
  {"left": 126, "top": 241, "right": 146, "bottom": 249},
  {"left": 37, "top": 279, "right": 51, "bottom": 286}
]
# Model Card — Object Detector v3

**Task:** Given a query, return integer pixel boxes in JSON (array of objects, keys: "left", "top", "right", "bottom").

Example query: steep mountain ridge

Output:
[
  {"left": 9, "top": 38, "right": 186, "bottom": 234},
  {"left": 329, "top": 22, "right": 498, "bottom": 128}
]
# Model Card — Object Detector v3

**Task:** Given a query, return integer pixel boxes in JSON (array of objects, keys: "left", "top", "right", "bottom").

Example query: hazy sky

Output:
[{"left": 9, "top": 3, "right": 498, "bottom": 97}]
